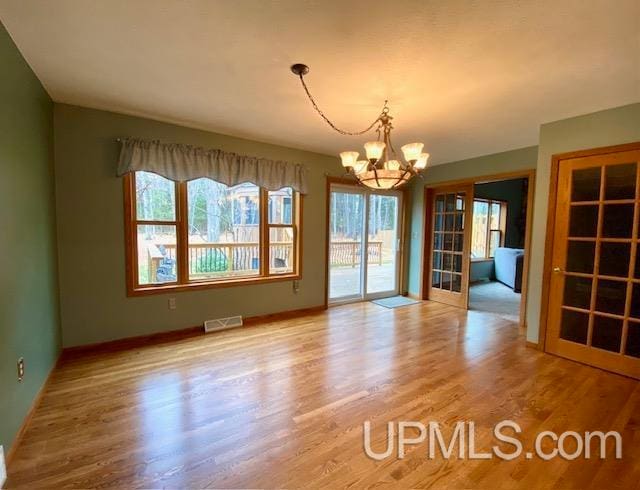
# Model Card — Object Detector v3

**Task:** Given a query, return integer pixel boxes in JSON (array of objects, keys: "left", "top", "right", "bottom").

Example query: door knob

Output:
[{"left": 553, "top": 266, "right": 563, "bottom": 273}]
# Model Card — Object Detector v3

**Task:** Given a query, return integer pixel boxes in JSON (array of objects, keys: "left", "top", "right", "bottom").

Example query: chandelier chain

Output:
[
  {"left": 290, "top": 63, "right": 429, "bottom": 189},
  {"left": 297, "top": 74, "right": 387, "bottom": 136}
]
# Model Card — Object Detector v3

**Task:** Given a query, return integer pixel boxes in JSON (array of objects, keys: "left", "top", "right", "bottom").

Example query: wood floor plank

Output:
[{"left": 6, "top": 301, "right": 640, "bottom": 489}]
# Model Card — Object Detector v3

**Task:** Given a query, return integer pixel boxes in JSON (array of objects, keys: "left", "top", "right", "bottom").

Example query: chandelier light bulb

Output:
[
  {"left": 415, "top": 152, "right": 430, "bottom": 170},
  {"left": 401, "top": 142, "right": 424, "bottom": 163},
  {"left": 364, "top": 141, "right": 385, "bottom": 161},
  {"left": 385, "top": 160, "right": 401, "bottom": 171},
  {"left": 354, "top": 160, "right": 369, "bottom": 174},
  {"left": 339, "top": 151, "right": 359, "bottom": 168}
]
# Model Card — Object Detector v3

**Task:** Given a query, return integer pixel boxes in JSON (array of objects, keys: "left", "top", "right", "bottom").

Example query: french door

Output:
[
  {"left": 426, "top": 184, "right": 473, "bottom": 308},
  {"left": 545, "top": 147, "right": 640, "bottom": 379},
  {"left": 328, "top": 184, "right": 403, "bottom": 304}
]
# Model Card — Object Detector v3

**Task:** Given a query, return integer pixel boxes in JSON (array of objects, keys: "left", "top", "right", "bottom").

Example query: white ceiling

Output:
[{"left": 1, "top": 0, "right": 638, "bottom": 164}]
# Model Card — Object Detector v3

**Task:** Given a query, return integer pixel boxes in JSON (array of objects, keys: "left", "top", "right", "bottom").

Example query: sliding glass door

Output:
[
  {"left": 328, "top": 188, "right": 365, "bottom": 302},
  {"left": 366, "top": 194, "right": 400, "bottom": 296},
  {"left": 328, "top": 184, "right": 402, "bottom": 304}
]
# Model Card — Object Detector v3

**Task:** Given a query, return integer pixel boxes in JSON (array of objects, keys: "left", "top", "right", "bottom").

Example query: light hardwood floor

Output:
[{"left": 7, "top": 301, "right": 640, "bottom": 489}]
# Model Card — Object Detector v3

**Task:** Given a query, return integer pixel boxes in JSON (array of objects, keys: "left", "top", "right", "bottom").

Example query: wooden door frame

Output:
[
  {"left": 538, "top": 141, "right": 640, "bottom": 352},
  {"left": 324, "top": 176, "right": 409, "bottom": 308},
  {"left": 420, "top": 169, "right": 536, "bottom": 330}
]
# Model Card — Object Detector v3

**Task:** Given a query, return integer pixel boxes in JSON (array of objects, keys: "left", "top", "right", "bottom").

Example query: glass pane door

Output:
[
  {"left": 431, "top": 193, "right": 466, "bottom": 293},
  {"left": 366, "top": 194, "right": 400, "bottom": 296},
  {"left": 328, "top": 189, "right": 365, "bottom": 302},
  {"left": 427, "top": 185, "right": 472, "bottom": 309},
  {"left": 545, "top": 150, "right": 640, "bottom": 379},
  {"left": 559, "top": 161, "right": 638, "bottom": 351}
]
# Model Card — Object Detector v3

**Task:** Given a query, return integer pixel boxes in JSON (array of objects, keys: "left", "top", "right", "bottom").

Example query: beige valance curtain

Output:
[{"left": 117, "top": 138, "right": 309, "bottom": 194}]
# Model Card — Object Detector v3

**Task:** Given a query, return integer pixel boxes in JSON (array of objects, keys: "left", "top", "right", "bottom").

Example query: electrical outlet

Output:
[
  {"left": 168, "top": 297, "right": 176, "bottom": 310},
  {"left": 0, "top": 444, "right": 7, "bottom": 488},
  {"left": 17, "top": 357, "right": 24, "bottom": 382},
  {"left": 293, "top": 280, "right": 300, "bottom": 293}
]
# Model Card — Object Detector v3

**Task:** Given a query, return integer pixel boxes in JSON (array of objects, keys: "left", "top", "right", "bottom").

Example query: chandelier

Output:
[{"left": 291, "top": 63, "right": 429, "bottom": 189}]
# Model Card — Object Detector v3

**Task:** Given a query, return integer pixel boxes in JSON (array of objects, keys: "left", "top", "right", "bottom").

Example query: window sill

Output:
[{"left": 127, "top": 273, "right": 301, "bottom": 297}]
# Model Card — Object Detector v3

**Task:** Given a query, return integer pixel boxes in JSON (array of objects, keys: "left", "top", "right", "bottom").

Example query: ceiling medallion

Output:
[{"left": 291, "top": 63, "right": 429, "bottom": 189}]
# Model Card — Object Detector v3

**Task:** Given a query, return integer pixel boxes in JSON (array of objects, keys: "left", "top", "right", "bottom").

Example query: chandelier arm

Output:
[
  {"left": 372, "top": 166, "right": 381, "bottom": 187},
  {"left": 396, "top": 169, "right": 411, "bottom": 187},
  {"left": 297, "top": 74, "right": 387, "bottom": 136},
  {"left": 381, "top": 135, "right": 388, "bottom": 166},
  {"left": 385, "top": 125, "right": 397, "bottom": 159}
]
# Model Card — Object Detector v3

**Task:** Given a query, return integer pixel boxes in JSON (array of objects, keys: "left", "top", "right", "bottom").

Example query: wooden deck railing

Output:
[
  {"left": 329, "top": 241, "right": 383, "bottom": 267},
  {"left": 149, "top": 242, "right": 293, "bottom": 279},
  {"left": 147, "top": 240, "right": 383, "bottom": 280}
]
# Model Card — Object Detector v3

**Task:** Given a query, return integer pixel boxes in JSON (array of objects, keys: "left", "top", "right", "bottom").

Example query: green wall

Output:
[
  {"left": 470, "top": 260, "right": 495, "bottom": 282},
  {"left": 407, "top": 146, "right": 538, "bottom": 294},
  {"left": 526, "top": 103, "right": 640, "bottom": 343},
  {"left": 54, "top": 104, "right": 347, "bottom": 347},
  {"left": 0, "top": 23, "right": 60, "bottom": 452},
  {"left": 474, "top": 178, "right": 527, "bottom": 249}
]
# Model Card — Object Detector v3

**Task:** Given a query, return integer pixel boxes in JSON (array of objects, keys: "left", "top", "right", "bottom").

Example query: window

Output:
[
  {"left": 471, "top": 198, "right": 507, "bottom": 259},
  {"left": 124, "top": 171, "right": 301, "bottom": 294}
]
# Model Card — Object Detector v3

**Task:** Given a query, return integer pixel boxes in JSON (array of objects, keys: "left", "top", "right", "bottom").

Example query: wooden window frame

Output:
[
  {"left": 471, "top": 198, "right": 507, "bottom": 259},
  {"left": 123, "top": 173, "right": 302, "bottom": 296}
]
